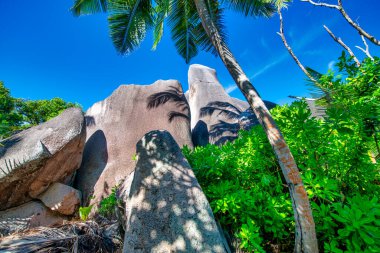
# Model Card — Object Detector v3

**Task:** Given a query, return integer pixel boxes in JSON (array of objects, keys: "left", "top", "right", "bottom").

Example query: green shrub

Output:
[
  {"left": 98, "top": 187, "right": 118, "bottom": 218},
  {"left": 79, "top": 205, "right": 93, "bottom": 221},
  {"left": 0, "top": 81, "right": 81, "bottom": 139},
  {"left": 184, "top": 56, "right": 380, "bottom": 252}
]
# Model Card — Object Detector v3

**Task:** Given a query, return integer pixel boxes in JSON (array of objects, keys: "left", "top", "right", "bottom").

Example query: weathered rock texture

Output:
[
  {"left": 121, "top": 130, "right": 227, "bottom": 253},
  {"left": 0, "top": 201, "right": 64, "bottom": 237},
  {"left": 37, "top": 183, "right": 81, "bottom": 215},
  {"left": 0, "top": 108, "right": 86, "bottom": 210},
  {"left": 188, "top": 64, "right": 276, "bottom": 145},
  {"left": 75, "top": 81, "right": 193, "bottom": 206}
]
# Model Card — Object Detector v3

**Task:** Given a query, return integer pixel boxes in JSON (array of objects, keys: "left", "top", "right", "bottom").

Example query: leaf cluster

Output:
[
  {"left": 0, "top": 82, "right": 81, "bottom": 140},
  {"left": 184, "top": 56, "right": 380, "bottom": 252},
  {"left": 72, "top": 0, "right": 280, "bottom": 63},
  {"left": 98, "top": 187, "right": 119, "bottom": 219}
]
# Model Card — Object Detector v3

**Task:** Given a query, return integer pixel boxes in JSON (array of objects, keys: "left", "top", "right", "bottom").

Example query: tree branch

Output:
[
  {"left": 337, "top": 0, "right": 380, "bottom": 46},
  {"left": 300, "top": 0, "right": 339, "bottom": 9},
  {"left": 356, "top": 35, "right": 374, "bottom": 60},
  {"left": 277, "top": 8, "right": 317, "bottom": 82},
  {"left": 323, "top": 25, "right": 360, "bottom": 66},
  {"left": 302, "top": 0, "right": 380, "bottom": 46}
]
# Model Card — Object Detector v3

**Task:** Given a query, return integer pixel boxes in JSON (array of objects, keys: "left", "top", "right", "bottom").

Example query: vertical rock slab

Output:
[
  {"left": 122, "top": 130, "right": 226, "bottom": 253},
  {"left": 0, "top": 108, "right": 86, "bottom": 210},
  {"left": 188, "top": 64, "right": 276, "bottom": 145},
  {"left": 76, "top": 81, "right": 192, "bottom": 206}
]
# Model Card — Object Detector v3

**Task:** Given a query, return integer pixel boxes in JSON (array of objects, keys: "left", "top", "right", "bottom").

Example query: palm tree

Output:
[{"left": 72, "top": 0, "right": 318, "bottom": 251}]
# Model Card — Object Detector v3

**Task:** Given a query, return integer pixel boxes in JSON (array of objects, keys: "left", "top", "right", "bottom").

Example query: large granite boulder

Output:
[
  {"left": 76, "top": 81, "right": 193, "bottom": 207},
  {"left": 0, "top": 108, "right": 86, "bottom": 210},
  {"left": 0, "top": 201, "right": 65, "bottom": 237},
  {"left": 188, "top": 64, "right": 276, "bottom": 146},
  {"left": 120, "top": 130, "right": 227, "bottom": 253}
]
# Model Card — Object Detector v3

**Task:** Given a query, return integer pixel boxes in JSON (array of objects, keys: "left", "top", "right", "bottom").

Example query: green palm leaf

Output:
[
  {"left": 196, "top": 0, "right": 228, "bottom": 56},
  {"left": 152, "top": 0, "right": 171, "bottom": 50},
  {"left": 108, "top": 0, "right": 154, "bottom": 54},
  {"left": 168, "top": 0, "right": 199, "bottom": 63},
  {"left": 222, "top": 0, "right": 276, "bottom": 17},
  {"left": 72, "top": 0, "right": 109, "bottom": 16}
]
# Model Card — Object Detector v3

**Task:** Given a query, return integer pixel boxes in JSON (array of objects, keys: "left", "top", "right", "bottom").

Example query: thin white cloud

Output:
[
  {"left": 247, "top": 24, "right": 330, "bottom": 81},
  {"left": 250, "top": 53, "right": 289, "bottom": 79},
  {"left": 239, "top": 49, "right": 250, "bottom": 59},
  {"left": 260, "top": 37, "right": 272, "bottom": 54},
  {"left": 328, "top": 60, "right": 335, "bottom": 70},
  {"left": 226, "top": 84, "right": 238, "bottom": 94},
  {"left": 225, "top": 17, "right": 339, "bottom": 94}
]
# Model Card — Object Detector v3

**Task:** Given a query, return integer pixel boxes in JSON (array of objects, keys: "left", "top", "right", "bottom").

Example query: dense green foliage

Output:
[
  {"left": 0, "top": 82, "right": 81, "bottom": 139},
  {"left": 98, "top": 187, "right": 118, "bottom": 219},
  {"left": 79, "top": 205, "right": 94, "bottom": 221},
  {"left": 0, "top": 82, "right": 23, "bottom": 137},
  {"left": 183, "top": 56, "right": 380, "bottom": 252}
]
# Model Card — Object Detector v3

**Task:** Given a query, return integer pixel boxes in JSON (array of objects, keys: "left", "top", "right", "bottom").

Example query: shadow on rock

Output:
[
  {"left": 120, "top": 130, "right": 228, "bottom": 253},
  {"left": 75, "top": 130, "right": 108, "bottom": 205}
]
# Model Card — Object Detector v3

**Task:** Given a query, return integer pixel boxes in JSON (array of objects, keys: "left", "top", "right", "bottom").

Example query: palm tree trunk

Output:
[{"left": 193, "top": 0, "right": 318, "bottom": 252}]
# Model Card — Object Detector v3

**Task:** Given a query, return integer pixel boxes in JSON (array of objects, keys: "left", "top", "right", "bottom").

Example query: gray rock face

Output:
[
  {"left": 75, "top": 81, "right": 193, "bottom": 207},
  {"left": 121, "top": 130, "right": 226, "bottom": 253},
  {"left": 0, "top": 201, "right": 64, "bottom": 237},
  {"left": 188, "top": 64, "right": 276, "bottom": 145},
  {"left": 0, "top": 108, "right": 86, "bottom": 210},
  {"left": 37, "top": 183, "right": 81, "bottom": 215}
]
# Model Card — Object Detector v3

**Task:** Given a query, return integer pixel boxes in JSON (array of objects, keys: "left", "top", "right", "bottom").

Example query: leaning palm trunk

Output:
[{"left": 193, "top": 0, "right": 318, "bottom": 252}]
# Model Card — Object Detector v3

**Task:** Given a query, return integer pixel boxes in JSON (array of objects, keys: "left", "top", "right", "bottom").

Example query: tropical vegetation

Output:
[
  {"left": 183, "top": 55, "right": 380, "bottom": 252},
  {"left": 0, "top": 82, "right": 80, "bottom": 139},
  {"left": 72, "top": 0, "right": 317, "bottom": 250}
]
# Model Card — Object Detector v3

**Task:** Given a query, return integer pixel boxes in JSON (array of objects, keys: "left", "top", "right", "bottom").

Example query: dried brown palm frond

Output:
[{"left": 0, "top": 221, "right": 122, "bottom": 253}]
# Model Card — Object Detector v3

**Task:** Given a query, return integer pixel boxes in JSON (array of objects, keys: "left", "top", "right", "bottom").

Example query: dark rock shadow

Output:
[
  {"left": 74, "top": 130, "right": 108, "bottom": 205},
  {"left": 0, "top": 136, "right": 23, "bottom": 157},
  {"left": 191, "top": 120, "right": 209, "bottom": 147},
  {"left": 85, "top": 116, "right": 96, "bottom": 127},
  {"left": 200, "top": 101, "right": 277, "bottom": 145},
  {"left": 146, "top": 85, "right": 190, "bottom": 123}
]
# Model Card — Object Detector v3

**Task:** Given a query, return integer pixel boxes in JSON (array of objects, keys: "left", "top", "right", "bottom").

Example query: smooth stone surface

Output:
[
  {"left": 0, "top": 108, "right": 86, "bottom": 210},
  {"left": 37, "top": 182, "right": 81, "bottom": 215},
  {"left": 188, "top": 64, "right": 276, "bottom": 145},
  {"left": 75, "top": 81, "right": 193, "bottom": 207},
  {"left": 121, "top": 130, "right": 227, "bottom": 253},
  {"left": 0, "top": 201, "right": 64, "bottom": 237}
]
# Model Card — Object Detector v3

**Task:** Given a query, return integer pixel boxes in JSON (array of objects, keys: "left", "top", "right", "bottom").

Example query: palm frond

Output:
[
  {"left": 200, "top": 107, "right": 241, "bottom": 119},
  {"left": 168, "top": 111, "right": 190, "bottom": 122},
  {"left": 195, "top": 0, "right": 228, "bottom": 56},
  {"left": 146, "top": 86, "right": 186, "bottom": 109},
  {"left": 0, "top": 221, "right": 120, "bottom": 253},
  {"left": 108, "top": 0, "right": 154, "bottom": 54},
  {"left": 222, "top": 0, "right": 276, "bottom": 17},
  {"left": 199, "top": 101, "right": 242, "bottom": 118},
  {"left": 214, "top": 135, "right": 237, "bottom": 145},
  {"left": 72, "top": 0, "right": 108, "bottom": 16},
  {"left": 169, "top": 0, "right": 199, "bottom": 63},
  {"left": 209, "top": 120, "right": 240, "bottom": 138},
  {"left": 152, "top": 0, "right": 171, "bottom": 50},
  {"left": 305, "top": 66, "right": 333, "bottom": 104}
]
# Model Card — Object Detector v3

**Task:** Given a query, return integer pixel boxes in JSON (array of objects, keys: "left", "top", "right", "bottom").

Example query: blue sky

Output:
[{"left": 1, "top": 0, "right": 379, "bottom": 109}]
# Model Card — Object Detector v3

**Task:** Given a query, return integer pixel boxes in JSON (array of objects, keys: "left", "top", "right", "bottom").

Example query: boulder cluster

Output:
[{"left": 0, "top": 65, "right": 274, "bottom": 252}]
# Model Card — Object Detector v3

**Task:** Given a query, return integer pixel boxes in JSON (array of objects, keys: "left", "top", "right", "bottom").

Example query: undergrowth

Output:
[{"left": 183, "top": 56, "right": 380, "bottom": 252}]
